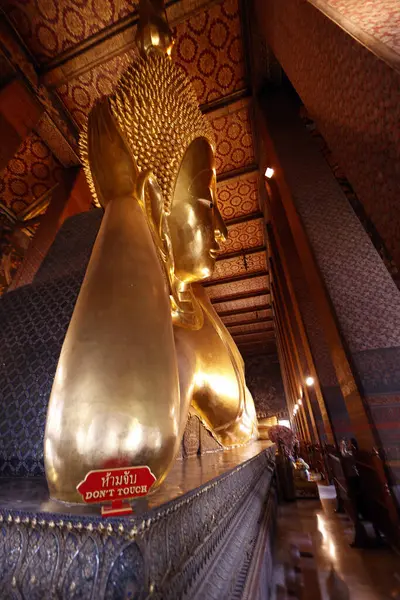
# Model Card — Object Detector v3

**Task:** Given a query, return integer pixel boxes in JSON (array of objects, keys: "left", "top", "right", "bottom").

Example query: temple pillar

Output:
[
  {"left": 270, "top": 264, "right": 316, "bottom": 443},
  {"left": 0, "top": 79, "right": 43, "bottom": 174},
  {"left": 264, "top": 177, "right": 351, "bottom": 447},
  {"left": 259, "top": 90, "right": 400, "bottom": 512},
  {"left": 9, "top": 168, "right": 92, "bottom": 289}
]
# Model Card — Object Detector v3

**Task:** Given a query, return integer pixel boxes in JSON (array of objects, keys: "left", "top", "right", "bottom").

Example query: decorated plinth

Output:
[{"left": 0, "top": 447, "right": 276, "bottom": 599}]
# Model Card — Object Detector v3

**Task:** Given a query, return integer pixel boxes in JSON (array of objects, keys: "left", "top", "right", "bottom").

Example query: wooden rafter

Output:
[
  {"left": 211, "top": 289, "right": 270, "bottom": 304},
  {"left": 217, "top": 303, "right": 272, "bottom": 317},
  {"left": 226, "top": 316, "right": 273, "bottom": 328},
  {"left": 203, "top": 269, "right": 268, "bottom": 288}
]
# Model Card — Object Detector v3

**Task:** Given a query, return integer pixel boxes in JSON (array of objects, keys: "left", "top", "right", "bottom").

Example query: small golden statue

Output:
[{"left": 44, "top": 0, "right": 258, "bottom": 502}]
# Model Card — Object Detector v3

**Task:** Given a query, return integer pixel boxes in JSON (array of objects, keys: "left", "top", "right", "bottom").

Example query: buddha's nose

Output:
[{"left": 213, "top": 205, "right": 228, "bottom": 245}]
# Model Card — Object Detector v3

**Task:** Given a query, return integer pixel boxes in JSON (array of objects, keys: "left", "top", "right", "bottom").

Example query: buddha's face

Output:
[{"left": 168, "top": 138, "right": 227, "bottom": 283}]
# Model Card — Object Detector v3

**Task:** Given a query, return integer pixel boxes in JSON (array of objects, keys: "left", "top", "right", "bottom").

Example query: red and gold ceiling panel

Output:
[
  {"left": 221, "top": 308, "right": 272, "bottom": 325},
  {"left": 173, "top": 0, "right": 245, "bottom": 106},
  {"left": 207, "top": 274, "right": 268, "bottom": 300},
  {"left": 228, "top": 321, "right": 274, "bottom": 335},
  {"left": 56, "top": 50, "right": 136, "bottom": 128},
  {"left": 216, "top": 171, "right": 259, "bottom": 221},
  {"left": 215, "top": 293, "right": 271, "bottom": 314},
  {"left": 209, "top": 251, "right": 266, "bottom": 281},
  {"left": 2, "top": 0, "right": 139, "bottom": 64},
  {"left": 209, "top": 102, "right": 254, "bottom": 175},
  {"left": 0, "top": 133, "right": 63, "bottom": 214},
  {"left": 218, "top": 218, "right": 264, "bottom": 255}
]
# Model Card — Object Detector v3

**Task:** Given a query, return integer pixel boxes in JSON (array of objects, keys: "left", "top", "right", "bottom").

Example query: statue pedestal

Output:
[{"left": 0, "top": 443, "right": 276, "bottom": 599}]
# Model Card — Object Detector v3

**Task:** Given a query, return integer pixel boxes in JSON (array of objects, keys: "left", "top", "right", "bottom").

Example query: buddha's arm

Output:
[{"left": 45, "top": 106, "right": 180, "bottom": 503}]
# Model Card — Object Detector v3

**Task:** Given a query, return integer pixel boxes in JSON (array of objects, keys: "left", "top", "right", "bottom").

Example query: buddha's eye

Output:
[{"left": 199, "top": 198, "right": 214, "bottom": 209}]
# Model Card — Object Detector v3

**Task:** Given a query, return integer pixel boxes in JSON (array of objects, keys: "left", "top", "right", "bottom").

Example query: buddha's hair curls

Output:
[{"left": 80, "top": 51, "right": 215, "bottom": 212}]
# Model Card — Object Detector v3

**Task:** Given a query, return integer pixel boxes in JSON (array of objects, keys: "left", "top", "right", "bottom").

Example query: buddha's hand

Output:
[{"left": 86, "top": 97, "right": 137, "bottom": 208}]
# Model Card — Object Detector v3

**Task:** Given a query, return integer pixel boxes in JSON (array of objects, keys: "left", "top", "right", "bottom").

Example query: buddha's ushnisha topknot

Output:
[{"left": 80, "top": 52, "right": 215, "bottom": 212}]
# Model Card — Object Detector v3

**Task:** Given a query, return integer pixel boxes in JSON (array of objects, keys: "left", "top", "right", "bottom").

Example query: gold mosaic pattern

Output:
[
  {"left": 218, "top": 218, "right": 264, "bottom": 256},
  {"left": 2, "top": 0, "right": 139, "bottom": 63},
  {"left": 209, "top": 251, "right": 266, "bottom": 281},
  {"left": 173, "top": 0, "right": 246, "bottom": 105},
  {"left": 57, "top": 51, "right": 137, "bottom": 128},
  {"left": 0, "top": 132, "right": 63, "bottom": 214},
  {"left": 210, "top": 106, "right": 255, "bottom": 175},
  {"left": 216, "top": 172, "right": 260, "bottom": 221}
]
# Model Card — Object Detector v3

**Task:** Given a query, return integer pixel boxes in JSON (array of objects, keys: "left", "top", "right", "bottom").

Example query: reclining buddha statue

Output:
[{"left": 42, "top": 0, "right": 258, "bottom": 503}]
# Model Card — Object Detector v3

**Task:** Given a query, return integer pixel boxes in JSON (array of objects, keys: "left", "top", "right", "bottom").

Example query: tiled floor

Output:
[{"left": 273, "top": 485, "right": 400, "bottom": 599}]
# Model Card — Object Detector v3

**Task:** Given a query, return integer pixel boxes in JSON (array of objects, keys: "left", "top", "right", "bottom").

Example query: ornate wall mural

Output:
[{"left": 245, "top": 354, "right": 288, "bottom": 419}]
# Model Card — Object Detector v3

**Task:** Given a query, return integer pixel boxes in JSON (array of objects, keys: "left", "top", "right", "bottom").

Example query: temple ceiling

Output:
[{"left": 0, "top": 0, "right": 275, "bottom": 356}]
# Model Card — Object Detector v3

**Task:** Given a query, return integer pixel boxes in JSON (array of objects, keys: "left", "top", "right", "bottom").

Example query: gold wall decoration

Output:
[{"left": 44, "top": 0, "right": 258, "bottom": 503}]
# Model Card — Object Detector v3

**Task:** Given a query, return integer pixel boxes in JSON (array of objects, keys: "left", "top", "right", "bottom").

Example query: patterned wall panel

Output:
[
  {"left": 216, "top": 172, "right": 259, "bottom": 221},
  {"left": 221, "top": 308, "right": 272, "bottom": 325},
  {"left": 215, "top": 293, "right": 270, "bottom": 314},
  {"left": 2, "top": 0, "right": 138, "bottom": 63},
  {"left": 210, "top": 105, "right": 255, "bottom": 175},
  {"left": 0, "top": 133, "right": 63, "bottom": 214},
  {"left": 174, "top": 0, "right": 246, "bottom": 105},
  {"left": 258, "top": 0, "right": 400, "bottom": 275},
  {"left": 56, "top": 50, "right": 137, "bottom": 128},
  {"left": 218, "top": 218, "right": 264, "bottom": 255},
  {"left": 265, "top": 97, "right": 400, "bottom": 354},
  {"left": 323, "top": 0, "right": 400, "bottom": 55},
  {"left": 245, "top": 354, "right": 287, "bottom": 419},
  {"left": 207, "top": 274, "right": 268, "bottom": 299},
  {"left": 300, "top": 108, "right": 399, "bottom": 286},
  {"left": 209, "top": 251, "right": 266, "bottom": 280}
]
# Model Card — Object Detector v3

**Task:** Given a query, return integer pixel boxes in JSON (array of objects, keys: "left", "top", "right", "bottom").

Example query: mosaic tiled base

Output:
[{"left": 0, "top": 447, "right": 276, "bottom": 600}]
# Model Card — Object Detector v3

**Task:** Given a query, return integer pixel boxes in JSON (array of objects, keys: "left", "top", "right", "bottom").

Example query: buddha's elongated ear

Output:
[{"left": 136, "top": 170, "right": 173, "bottom": 265}]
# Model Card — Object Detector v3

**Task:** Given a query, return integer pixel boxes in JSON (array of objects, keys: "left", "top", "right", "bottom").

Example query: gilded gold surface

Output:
[{"left": 45, "top": 0, "right": 258, "bottom": 503}]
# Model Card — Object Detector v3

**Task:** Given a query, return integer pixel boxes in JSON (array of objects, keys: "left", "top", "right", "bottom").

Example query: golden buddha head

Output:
[
  {"left": 81, "top": 50, "right": 227, "bottom": 326},
  {"left": 170, "top": 137, "right": 227, "bottom": 283},
  {"left": 111, "top": 52, "right": 226, "bottom": 281}
]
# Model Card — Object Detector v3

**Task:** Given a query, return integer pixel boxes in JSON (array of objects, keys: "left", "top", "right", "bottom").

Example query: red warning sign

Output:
[{"left": 76, "top": 466, "right": 156, "bottom": 517}]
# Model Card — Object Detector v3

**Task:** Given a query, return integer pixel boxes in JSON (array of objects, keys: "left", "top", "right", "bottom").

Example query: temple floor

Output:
[
  {"left": 0, "top": 440, "right": 272, "bottom": 517},
  {"left": 272, "top": 484, "right": 400, "bottom": 599}
]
